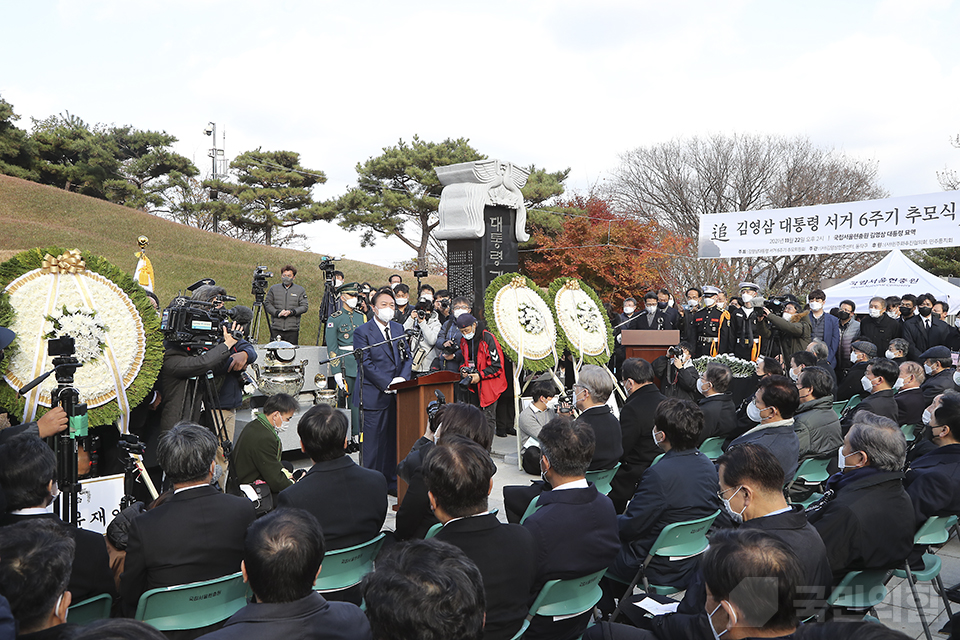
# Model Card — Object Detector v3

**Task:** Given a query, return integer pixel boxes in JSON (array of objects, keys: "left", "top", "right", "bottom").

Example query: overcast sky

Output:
[{"left": 3, "top": 0, "right": 959, "bottom": 267}]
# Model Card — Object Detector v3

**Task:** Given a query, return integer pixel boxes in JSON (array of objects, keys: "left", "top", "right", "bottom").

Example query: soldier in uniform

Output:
[
  {"left": 729, "top": 282, "right": 766, "bottom": 361},
  {"left": 325, "top": 282, "right": 365, "bottom": 447},
  {"left": 690, "top": 285, "right": 731, "bottom": 357}
]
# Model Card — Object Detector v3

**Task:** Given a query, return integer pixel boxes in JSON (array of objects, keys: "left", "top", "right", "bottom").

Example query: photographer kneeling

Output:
[{"left": 452, "top": 313, "right": 508, "bottom": 437}]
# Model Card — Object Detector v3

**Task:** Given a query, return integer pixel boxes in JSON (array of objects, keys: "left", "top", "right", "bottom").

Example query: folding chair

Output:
[
  {"left": 313, "top": 533, "right": 386, "bottom": 593},
  {"left": 900, "top": 423, "right": 917, "bottom": 444},
  {"left": 698, "top": 437, "right": 725, "bottom": 460},
  {"left": 787, "top": 457, "right": 832, "bottom": 508},
  {"left": 510, "top": 568, "right": 608, "bottom": 640},
  {"left": 832, "top": 400, "right": 846, "bottom": 417},
  {"left": 135, "top": 572, "right": 247, "bottom": 631},
  {"left": 520, "top": 496, "right": 542, "bottom": 524},
  {"left": 610, "top": 510, "right": 720, "bottom": 622},
  {"left": 586, "top": 463, "right": 621, "bottom": 496},
  {"left": 819, "top": 569, "right": 889, "bottom": 622},
  {"left": 892, "top": 515, "right": 955, "bottom": 640},
  {"left": 424, "top": 523, "right": 443, "bottom": 539},
  {"left": 68, "top": 593, "right": 112, "bottom": 625}
]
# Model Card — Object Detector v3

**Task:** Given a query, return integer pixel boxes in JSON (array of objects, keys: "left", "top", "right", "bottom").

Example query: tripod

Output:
[
  {"left": 315, "top": 275, "right": 339, "bottom": 346},
  {"left": 182, "top": 369, "right": 234, "bottom": 486}
]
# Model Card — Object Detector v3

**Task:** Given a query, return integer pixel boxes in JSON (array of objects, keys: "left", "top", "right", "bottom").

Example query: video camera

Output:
[
  {"left": 763, "top": 295, "right": 796, "bottom": 317},
  {"left": 251, "top": 266, "right": 272, "bottom": 300},
  {"left": 160, "top": 296, "right": 251, "bottom": 350},
  {"left": 318, "top": 256, "right": 341, "bottom": 281}
]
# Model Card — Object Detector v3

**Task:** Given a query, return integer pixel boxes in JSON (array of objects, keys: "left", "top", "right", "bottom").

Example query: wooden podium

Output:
[
  {"left": 389, "top": 371, "right": 459, "bottom": 504},
  {"left": 622, "top": 330, "right": 681, "bottom": 385}
]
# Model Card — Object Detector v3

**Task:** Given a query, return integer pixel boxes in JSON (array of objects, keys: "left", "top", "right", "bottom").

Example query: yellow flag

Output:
[{"left": 134, "top": 251, "right": 155, "bottom": 292}]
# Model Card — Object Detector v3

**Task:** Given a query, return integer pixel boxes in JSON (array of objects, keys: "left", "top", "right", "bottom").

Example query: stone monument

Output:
[{"left": 435, "top": 160, "right": 530, "bottom": 315}]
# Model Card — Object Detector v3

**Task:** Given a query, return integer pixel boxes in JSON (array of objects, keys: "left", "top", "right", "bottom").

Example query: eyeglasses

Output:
[{"left": 718, "top": 485, "right": 742, "bottom": 500}]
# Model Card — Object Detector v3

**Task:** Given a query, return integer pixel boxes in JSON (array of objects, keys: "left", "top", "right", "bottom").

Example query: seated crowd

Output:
[{"left": 3, "top": 285, "right": 960, "bottom": 640}]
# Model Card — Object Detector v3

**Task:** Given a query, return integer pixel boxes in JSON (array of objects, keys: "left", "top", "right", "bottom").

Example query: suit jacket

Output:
[
  {"left": 807, "top": 469, "right": 915, "bottom": 582},
  {"left": 836, "top": 361, "right": 869, "bottom": 403},
  {"left": 435, "top": 514, "right": 537, "bottom": 640},
  {"left": 902, "top": 315, "right": 952, "bottom": 361},
  {"left": 729, "top": 421, "right": 800, "bottom": 483},
  {"left": 627, "top": 310, "right": 678, "bottom": 332},
  {"left": 0, "top": 513, "right": 116, "bottom": 604},
  {"left": 578, "top": 405, "right": 623, "bottom": 471},
  {"left": 697, "top": 394, "right": 738, "bottom": 444},
  {"left": 807, "top": 311, "right": 841, "bottom": 367},
  {"left": 276, "top": 456, "right": 387, "bottom": 550},
  {"left": 613, "top": 448, "right": 720, "bottom": 587},
  {"left": 896, "top": 387, "right": 927, "bottom": 427},
  {"left": 859, "top": 314, "right": 902, "bottom": 357},
  {"left": 609, "top": 385, "right": 666, "bottom": 512},
  {"left": 351, "top": 319, "right": 413, "bottom": 412},
  {"left": 921, "top": 368, "right": 959, "bottom": 404},
  {"left": 905, "top": 443, "right": 960, "bottom": 527},
  {"left": 841, "top": 389, "right": 899, "bottom": 435},
  {"left": 197, "top": 592, "right": 371, "bottom": 640},
  {"left": 523, "top": 485, "right": 619, "bottom": 640},
  {"left": 120, "top": 485, "right": 256, "bottom": 616}
]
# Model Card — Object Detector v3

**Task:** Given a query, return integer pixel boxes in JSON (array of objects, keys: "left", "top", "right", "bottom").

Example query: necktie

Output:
[{"left": 385, "top": 325, "right": 395, "bottom": 363}]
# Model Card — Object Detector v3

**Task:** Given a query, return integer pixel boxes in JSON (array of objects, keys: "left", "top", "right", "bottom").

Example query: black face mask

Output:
[
  {"left": 918, "top": 306, "right": 933, "bottom": 318},
  {"left": 657, "top": 301, "right": 668, "bottom": 309},
  {"left": 900, "top": 306, "right": 913, "bottom": 317}
]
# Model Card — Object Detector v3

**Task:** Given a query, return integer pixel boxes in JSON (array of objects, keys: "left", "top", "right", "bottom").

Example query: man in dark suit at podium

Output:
[
  {"left": 352, "top": 288, "right": 412, "bottom": 492},
  {"left": 626, "top": 292, "right": 680, "bottom": 332}
]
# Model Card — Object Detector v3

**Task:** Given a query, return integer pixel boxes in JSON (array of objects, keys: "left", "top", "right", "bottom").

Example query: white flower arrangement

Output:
[
  {"left": 4, "top": 269, "right": 146, "bottom": 408},
  {"left": 517, "top": 301, "right": 546, "bottom": 335},
  {"left": 44, "top": 305, "right": 108, "bottom": 364},
  {"left": 554, "top": 286, "right": 608, "bottom": 357},
  {"left": 692, "top": 354, "right": 758, "bottom": 378}
]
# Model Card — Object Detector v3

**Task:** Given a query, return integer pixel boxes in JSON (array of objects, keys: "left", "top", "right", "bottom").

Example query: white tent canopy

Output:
[{"left": 823, "top": 250, "right": 960, "bottom": 310}]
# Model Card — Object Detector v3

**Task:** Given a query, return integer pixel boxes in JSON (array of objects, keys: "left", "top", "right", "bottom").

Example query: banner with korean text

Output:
[{"left": 697, "top": 190, "right": 960, "bottom": 259}]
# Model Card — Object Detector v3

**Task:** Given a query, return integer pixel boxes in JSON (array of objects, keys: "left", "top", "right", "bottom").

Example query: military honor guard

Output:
[
  {"left": 690, "top": 285, "right": 731, "bottom": 357},
  {"left": 325, "top": 282, "right": 366, "bottom": 446},
  {"left": 729, "top": 281, "right": 765, "bottom": 361}
]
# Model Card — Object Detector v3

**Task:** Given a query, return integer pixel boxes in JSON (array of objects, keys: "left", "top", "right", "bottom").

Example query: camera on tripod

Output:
[
  {"left": 763, "top": 295, "right": 795, "bottom": 317},
  {"left": 160, "top": 297, "right": 247, "bottom": 350},
  {"left": 318, "top": 256, "right": 341, "bottom": 281},
  {"left": 252, "top": 266, "right": 272, "bottom": 299}
]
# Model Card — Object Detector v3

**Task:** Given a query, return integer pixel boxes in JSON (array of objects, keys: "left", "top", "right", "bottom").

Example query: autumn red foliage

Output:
[{"left": 520, "top": 195, "right": 686, "bottom": 305}]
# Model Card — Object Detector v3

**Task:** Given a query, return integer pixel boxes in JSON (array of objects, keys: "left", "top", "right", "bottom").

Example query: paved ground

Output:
[{"left": 281, "top": 407, "right": 958, "bottom": 638}]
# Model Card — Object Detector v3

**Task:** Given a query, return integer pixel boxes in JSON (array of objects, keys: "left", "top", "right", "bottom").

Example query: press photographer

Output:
[
  {"left": 157, "top": 285, "right": 256, "bottom": 486},
  {"left": 452, "top": 313, "right": 508, "bottom": 436},
  {"left": 403, "top": 293, "right": 441, "bottom": 375}
]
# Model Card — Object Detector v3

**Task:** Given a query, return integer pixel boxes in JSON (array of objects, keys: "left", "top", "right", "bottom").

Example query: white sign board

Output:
[
  {"left": 697, "top": 190, "right": 960, "bottom": 259},
  {"left": 69, "top": 473, "right": 125, "bottom": 534}
]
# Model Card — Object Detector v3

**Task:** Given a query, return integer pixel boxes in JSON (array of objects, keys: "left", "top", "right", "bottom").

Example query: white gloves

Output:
[
  {"left": 334, "top": 373, "right": 346, "bottom": 390},
  {"left": 386, "top": 376, "right": 406, "bottom": 394}
]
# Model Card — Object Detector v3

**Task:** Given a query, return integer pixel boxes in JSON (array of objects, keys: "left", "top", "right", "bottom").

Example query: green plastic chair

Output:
[
  {"left": 313, "top": 533, "right": 386, "bottom": 593},
  {"left": 135, "top": 572, "right": 247, "bottom": 631},
  {"left": 651, "top": 453, "right": 665, "bottom": 466},
  {"left": 510, "top": 568, "right": 608, "bottom": 640},
  {"left": 820, "top": 569, "right": 889, "bottom": 620},
  {"left": 832, "top": 400, "right": 846, "bottom": 417},
  {"left": 520, "top": 496, "right": 542, "bottom": 524},
  {"left": 892, "top": 515, "right": 955, "bottom": 640},
  {"left": 900, "top": 424, "right": 917, "bottom": 443},
  {"left": 586, "top": 463, "right": 621, "bottom": 496},
  {"left": 68, "top": 593, "right": 112, "bottom": 625},
  {"left": 699, "top": 437, "right": 725, "bottom": 460},
  {"left": 787, "top": 457, "right": 832, "bottom": 494},
  {"left": 610, "top": 510, "right": 720, "bottom": 622},
  {"left": 843, "top": 395, "right": 862, "bottom": 413},
  {"left": 424, "top": 523, "right": 443, "bottom": 539}
]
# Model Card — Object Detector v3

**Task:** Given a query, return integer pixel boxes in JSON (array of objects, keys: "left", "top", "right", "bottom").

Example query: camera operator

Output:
[
  {"left": 404, "top": 293, "right": 441, "bottom": 376},
  {"left": 761, "top": 298, "right": 810, "bottom": 362},
  {"left": 193, "top": 286, "right": 257, "bottom": 477},
  {"left": 358, "top": 282, "right": 374, "bottom": 320},
  {"left": 0, "top": 326, "right": 69, "bottom": 444},
  {"left": 652, "top": 341, "right": 701, "bottom": 402},
  {"left": 264, "top": 264, "right": 308, "bottom": 345},
  {"left": 452, "top": 313, "right": 508, "bottom": 436},
  {"left": 157, "top": 294, "right": 252, "bottom": 482},
  {"left": 434, "top": 289, "right": 452, "bottom": 321}
]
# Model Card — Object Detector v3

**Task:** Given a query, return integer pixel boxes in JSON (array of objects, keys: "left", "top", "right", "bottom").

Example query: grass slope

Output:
[{"left": 0, "top": 175, "right": 442, "bottom": 344}]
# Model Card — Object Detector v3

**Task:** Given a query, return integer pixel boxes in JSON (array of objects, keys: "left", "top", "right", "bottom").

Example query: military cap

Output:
[
  {"left": 702, "top": 286, "right": 722, "bottom": 296},
  {"left": 337, "top": 281, "right": 360, "bottom": 295},
  {"left": 739, "top": 282, "right": 761, "bottom": 292}
]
